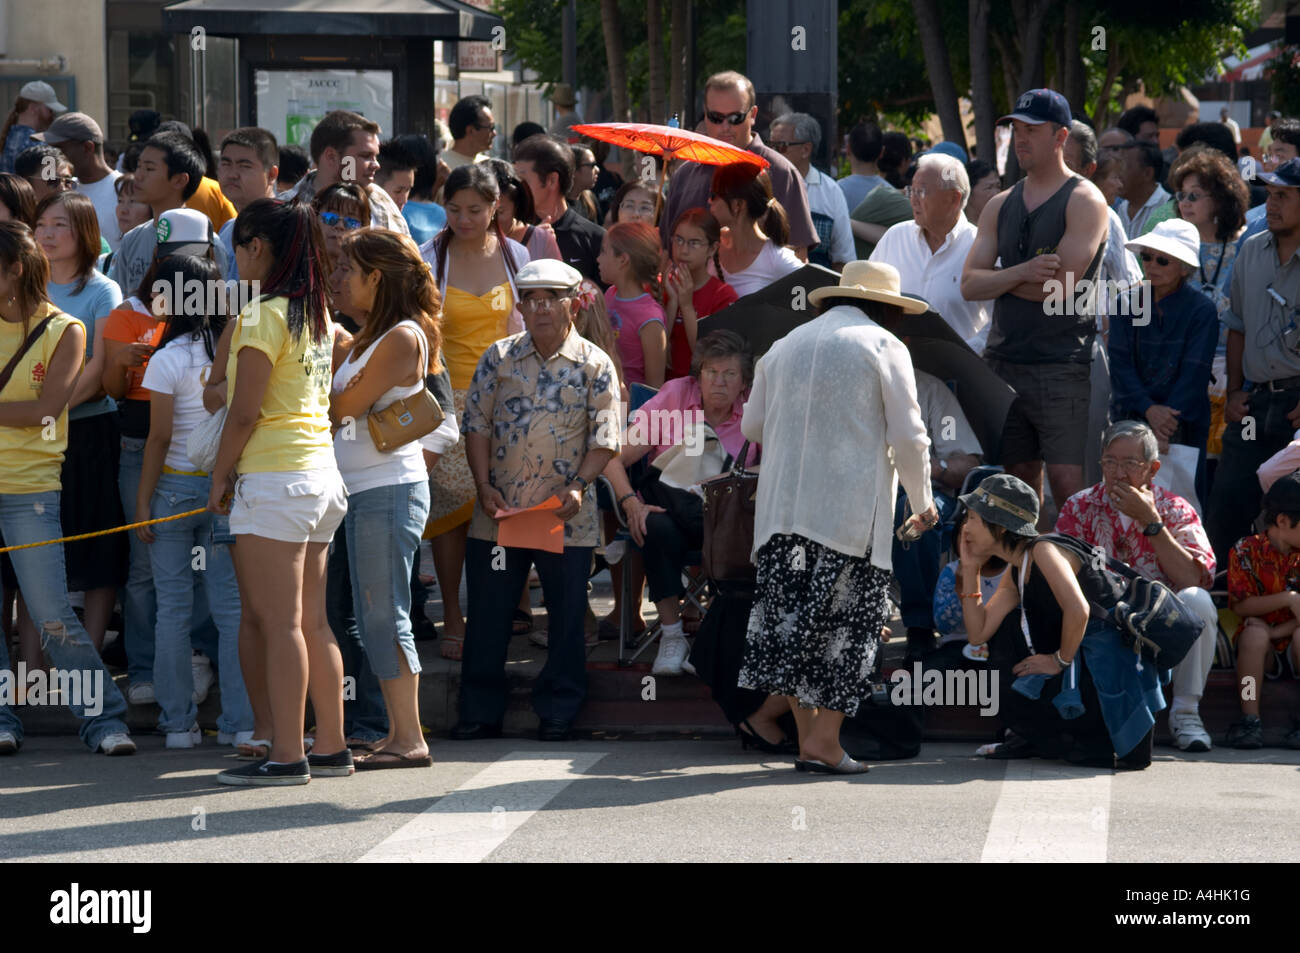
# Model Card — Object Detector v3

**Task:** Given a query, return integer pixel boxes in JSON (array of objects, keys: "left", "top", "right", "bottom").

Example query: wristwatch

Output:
[
  {"left": 1141, "top": 520, "right": 1164, "bottom": 537},
  {"left": 569, "top": 475, "right": 589, "bottom": 492}
]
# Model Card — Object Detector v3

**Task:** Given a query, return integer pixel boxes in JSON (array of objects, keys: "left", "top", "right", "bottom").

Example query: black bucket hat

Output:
[{"left": 958, "top": 473, "right": 1040, "bottom": 537}]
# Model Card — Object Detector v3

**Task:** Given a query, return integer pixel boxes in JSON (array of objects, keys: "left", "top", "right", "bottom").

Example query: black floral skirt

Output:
[{"left": 737, "top": 533, "right": 891, "bottom": 717}]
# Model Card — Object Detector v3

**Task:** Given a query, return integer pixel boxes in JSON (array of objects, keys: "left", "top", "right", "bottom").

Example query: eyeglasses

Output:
[
  {"left": 903, "top": 185, "right": 929, "bottom": 200},
  {"left": 1100, "top": 457, "right": 1148, "bottom": 474},
  {"left": 705, "top": 110, "right": 748, "bottom": 126},
  {"left": 1175, "top": 191, "right": 1207, "bottom": 203},
  {"left": 576, "top": 162, "right": 597, "bottom": 170},
  {"left": 619, "top": 200, "right": 657, "bottom": 215},
  {"left": 672, "top": 236, "right": 708, "bottom": 250},
  {"left": 520, "top": 294, "right": 570, "bottom": 313},
  {"left": 1139, "top": 251, "right": 1172, "bottom": 267},
  {"left": 768, "top": 140, "right": 808, "bottom": 153},
  {"left": 319, "top": 211, "right": 363, "bottom": 230}
]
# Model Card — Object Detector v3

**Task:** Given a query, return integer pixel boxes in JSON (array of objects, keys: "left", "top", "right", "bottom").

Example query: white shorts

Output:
[{"left": 229, "top": 468, "right": 348, "bottom": 544}]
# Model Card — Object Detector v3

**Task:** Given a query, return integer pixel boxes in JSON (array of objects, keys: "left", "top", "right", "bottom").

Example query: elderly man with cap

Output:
[
  {"left": 870, "top": 151, "right": 991, "bottom": 352},
  {"left": 451, "top": 259, "right": 620, "bottom": 742},
  {"left": 1107, "top": 218, "right": 1219, "bottom": 504},
  {"left": 36, "top": 112, "right": 124, "bottom": 249},
  {"left": 0, "top": 80, "right": 66, "bottom": 174},
  {"left": 736, "top": 261, "right": 938, "bottom": 775},
  {"left": 962, "top": 88, "right": 1110, "bottom": 529},
  {"left": 1206, "top": 158, "right": 1300, "bottom": 569}
]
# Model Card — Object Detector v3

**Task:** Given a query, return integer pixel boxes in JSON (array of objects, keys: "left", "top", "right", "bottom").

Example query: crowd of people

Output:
[{"left": 1, "top": 67, "right": 1299, "bottom": 784}]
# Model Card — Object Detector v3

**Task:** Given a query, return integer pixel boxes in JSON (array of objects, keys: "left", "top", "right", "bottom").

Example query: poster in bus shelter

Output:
[{"left": 254, "top": 69, "right": 394, "bottom": 148}]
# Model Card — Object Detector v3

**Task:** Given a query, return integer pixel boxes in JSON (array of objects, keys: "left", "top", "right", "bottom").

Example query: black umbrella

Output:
[{"left": 697, "top": 265, "right": 1016, "bottom": 463}]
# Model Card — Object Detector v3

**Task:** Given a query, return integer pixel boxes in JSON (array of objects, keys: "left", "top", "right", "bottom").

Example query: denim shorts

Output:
[{"left": 230, "top": 468, "right": 348, "bottom": 543}]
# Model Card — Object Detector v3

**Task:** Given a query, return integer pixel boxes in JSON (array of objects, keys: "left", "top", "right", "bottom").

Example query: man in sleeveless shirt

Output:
[{"left": 962, "top": 89, "right": 1110, "bottom": 529}]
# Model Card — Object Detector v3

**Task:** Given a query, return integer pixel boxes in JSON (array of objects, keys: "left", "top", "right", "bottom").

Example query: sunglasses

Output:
[
  {"left": 1139, "top": 251, "right": 1172, "bottom": 267},
  {"left": 1175, "top": 191, "right": 1207, "bottom": 203},
  {"left": 768, "top": 140, "right": 808, "bottom": 152},
  {"left": 319, "top": 211, "right": 363, "bottom": 231},
  {"left": 705, "top": 110, "right": 748, "bottom": 126}
]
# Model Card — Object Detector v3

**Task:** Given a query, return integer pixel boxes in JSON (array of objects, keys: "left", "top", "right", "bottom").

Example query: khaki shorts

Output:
[
  {"left": 987, "top": 358, "right": 1092, "bottom": 467},
  {"left": 229, "top": 468, "right": 348, "bottom": 544}
]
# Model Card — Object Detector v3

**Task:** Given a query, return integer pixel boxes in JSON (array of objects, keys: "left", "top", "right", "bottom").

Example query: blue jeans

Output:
[
  {"left": 326, "top": 522, "right": 387, "bottom": 741},
  {"left": 118, "top": 438, "right": 156, "bottom": 684},
  {"left": 344, "top": 480, "right": 430, "bottom": 680},
  {"left": 0, "top": 491, "right": 129, "bottom": 749},
  {"left": 147, "top": 473, "right": 252, "bottom": 734},
  {"left": 891, "top": 489, "right": 958, "bottom": 630},
  {"left": 460, "top": 538, "right": 593, "bottom": 725}
]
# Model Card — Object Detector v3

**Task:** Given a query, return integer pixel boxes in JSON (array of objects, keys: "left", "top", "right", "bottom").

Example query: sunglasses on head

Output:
[
  {"left": 705, "top": 110, "right": 748, "bottom": 126},
  {"left": 319, "top": 211, "right": 363, "bottom": 231},
  {"left": 1139, "top": 251, "right": 1172, "bottom": 267}
]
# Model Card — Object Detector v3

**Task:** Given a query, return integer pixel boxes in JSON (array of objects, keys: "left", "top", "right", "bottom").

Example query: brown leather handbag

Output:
[
  {"left": 701, "top": 440, "right": 759, "bottom": 585},
  {"left": 367, "top": 387, "right": 445, "bottom": 452}
]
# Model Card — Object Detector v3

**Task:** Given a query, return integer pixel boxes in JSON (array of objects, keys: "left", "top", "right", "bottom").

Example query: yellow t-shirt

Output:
[
  {"left": 188, "top": 176, "right": 237, "bottom": 232},
  {"left": 0, "top": 304, "right": 83, "bottom": 494},
  {"left": 227, "top": 295, "right": 335, "bottom": 474}
]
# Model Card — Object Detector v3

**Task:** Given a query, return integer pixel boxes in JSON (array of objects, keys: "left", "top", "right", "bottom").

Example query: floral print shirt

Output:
[
  {"left": 1055, "top": 481, "right": 1215, "bottom": 589},
  {"left": 462, "top": 324, "right": 620, "bottom": 546},
  {"left": 1228, "top": 532, "right": 1300, "bottom": 629}
]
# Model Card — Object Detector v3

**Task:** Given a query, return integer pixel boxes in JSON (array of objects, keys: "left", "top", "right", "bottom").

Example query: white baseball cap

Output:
[
  {"left": 18, "top": 81, "right": 67, "bottom": 113},
  {"left": 1124, "top": 219, "right": 1200, "bottom": 271},
  {"left": 156, "top": 208, "right": 214, "bottom": 257}
]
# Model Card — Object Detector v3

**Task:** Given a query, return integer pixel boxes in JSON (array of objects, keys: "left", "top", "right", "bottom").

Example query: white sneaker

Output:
[
  {"left": 529, "top": 630, "right": 549, "bottom": 648},
  {"left": 126, "top": 682, "right": 155, "bottom": 705},
  {"left": 1169, "top": 708, "right": 1212, "bottom": 752},
  {"left": 99, "top": 733, "right": 137, "bottom": 756},
  {"left": 191, "top": 652, "right": 214, "bottom": 705},
  {"left": 604, "top": 539, "right": 627, "bottom": 565},
  {"left": 217, "top": 729, "right": 255, "bottom": 748},
  {"left": 651, "top": 636, "right": 689, "bottom": 676},
  {"left": 165, "top": 724, "right": 202, "bottom": 749},
  {"left": 681, "top": 655, "right": 697, "bottom": 676},
  {"left": 0, "top": 730, "right": 19, "bottom": 754}
]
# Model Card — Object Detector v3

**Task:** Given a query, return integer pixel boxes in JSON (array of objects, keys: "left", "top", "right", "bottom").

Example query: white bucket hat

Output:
[{"left": 1124, "top": 218, "right": 1200, "bottom": 270}]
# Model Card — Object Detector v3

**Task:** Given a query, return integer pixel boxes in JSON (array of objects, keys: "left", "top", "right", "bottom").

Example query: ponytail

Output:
[
  {"left": 760, "top": 198, "right": 789, "bottom": 248},
  {"left": 710, "top": 163, "right": 788, "bottom": 246}
]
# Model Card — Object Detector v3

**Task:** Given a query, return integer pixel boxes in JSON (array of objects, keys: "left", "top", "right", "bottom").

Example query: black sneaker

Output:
[
  {"left": 308, "top": 748, "right": 355, "bottom": 777},
  {"left": 216, "top": 758, "right": 310, "bottom": 786},
  {"left": 1225, "top": 716, "right": 1264, "bottom": 749}
]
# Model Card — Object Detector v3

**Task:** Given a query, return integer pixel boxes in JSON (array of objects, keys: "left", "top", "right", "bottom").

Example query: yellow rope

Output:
[{"left": 0, "top": 508, "right": 211, "bottom": 554}]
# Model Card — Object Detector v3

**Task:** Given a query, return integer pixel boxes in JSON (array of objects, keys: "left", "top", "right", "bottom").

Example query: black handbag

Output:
[{"left": 1033, "top": 533, "right": 1203, "bottom": 669}]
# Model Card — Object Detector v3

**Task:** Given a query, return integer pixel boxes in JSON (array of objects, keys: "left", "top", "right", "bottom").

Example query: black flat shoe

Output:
[
  {"left": 449, "top": 722, "right": 503, "bottom": 741},
  {"left": 537, "top": 718, "right": 572, "bottom": 742},
  {"left": 738, "top": 719, "right": 797, "bottom": 755}
]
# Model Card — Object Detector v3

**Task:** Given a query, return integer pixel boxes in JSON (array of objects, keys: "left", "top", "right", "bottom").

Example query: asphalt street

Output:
[{"left": 2, "top": 736, "right": 1298, "bottom": 863}]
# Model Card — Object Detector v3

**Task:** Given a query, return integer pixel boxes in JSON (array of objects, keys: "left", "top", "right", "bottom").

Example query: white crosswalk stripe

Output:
[
  {"left": 981, "top": 760, "right": 1112, "bottom": 862},
  {"left": 355, "top": 750, "right": 608, "bottom": 863}
]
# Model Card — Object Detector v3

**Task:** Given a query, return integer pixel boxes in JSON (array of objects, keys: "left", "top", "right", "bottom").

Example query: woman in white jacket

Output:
[{"left": 737, "top": 261, "right": 939, "bottom": 775}]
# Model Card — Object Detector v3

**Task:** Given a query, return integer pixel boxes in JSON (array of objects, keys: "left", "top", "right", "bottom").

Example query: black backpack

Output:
[{"left": 1031, "top": 533, "right": 1203, "bottom": 669}]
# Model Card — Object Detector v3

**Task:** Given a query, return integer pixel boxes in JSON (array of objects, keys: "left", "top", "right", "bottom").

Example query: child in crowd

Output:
[
  {"left": 135, "top": 254, "right": 252, "bottom": 749},
  {"left": 1225, "top": 471, "right": 1300, "bottom": 750},
  {"left": 663, "top": 209, "right": 738, "bottom": 379},
  {"left": 598, "top": 222, "right": 667, "bottom": 388},
  {"left": 608, "top": 180, "right": 662, "bottom": 228},
  {"left": 103, "top": 174, "right": 152, "bottom": 274}
]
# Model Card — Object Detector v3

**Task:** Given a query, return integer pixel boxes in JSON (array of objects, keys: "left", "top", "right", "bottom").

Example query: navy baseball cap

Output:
[
  {"left": 1258, "top": 158, "right": 1300, "bottom": 188},
  {"left": 998, "top": 89, "right": 1072, "bottom": 127}
]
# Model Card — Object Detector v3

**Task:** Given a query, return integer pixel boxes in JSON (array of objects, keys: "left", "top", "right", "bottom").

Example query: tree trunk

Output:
[
  {"left": 969, "top": 0, "right": 996, "bottom": 164},
  {"left": 601, "top": 0, "right": 629, "bottom": 121},
  {"left": 670, "top": 0, "right": 687, "bottom": 124},
  {"left": 1062, "top": 1, "right": 1086, "bottom": 116},
  {"left": 992, "top": 28, "right": 1020, "bottom": 108},
  {"left": 912, "top": 0, "right": 968, "bottom": 149},
  {"left": 647, "top": 0, "right": 666, "bottom": 123},
  {"left": 1093, "top": 41, "right": 1126, "bottom": 130},
  {"left": 1015, "top": 0, "right": 1052, "bottom": 90}
]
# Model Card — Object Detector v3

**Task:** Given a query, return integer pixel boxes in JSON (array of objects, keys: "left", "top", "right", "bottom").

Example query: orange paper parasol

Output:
[{"left": 572, "top": 122, "right": 769, "bottom": 188}]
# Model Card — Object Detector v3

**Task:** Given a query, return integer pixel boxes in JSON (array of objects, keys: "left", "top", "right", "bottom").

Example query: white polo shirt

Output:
[{"left": 869, "top": 216, "right": 991, "bottom": 352}]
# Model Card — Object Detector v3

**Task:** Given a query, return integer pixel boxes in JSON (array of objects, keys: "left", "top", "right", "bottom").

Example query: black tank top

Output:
[{"left": 984, "top": 175, "right": 1103, "bottom": 365}]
